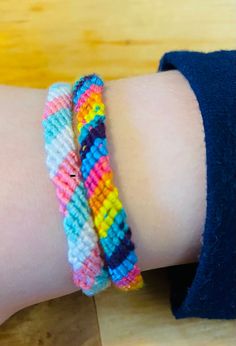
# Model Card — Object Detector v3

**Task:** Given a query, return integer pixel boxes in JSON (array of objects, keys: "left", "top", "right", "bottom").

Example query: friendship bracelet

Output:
[
  {"left": 72, "top": 74, "right": 144, "bottom": 291},
  {"left": 42, "top": 82, "right": 110, "bottom": 296}
]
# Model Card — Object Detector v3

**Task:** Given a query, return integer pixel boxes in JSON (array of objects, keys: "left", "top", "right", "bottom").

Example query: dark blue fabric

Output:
[{"left": 158, "top": 50, "right": 236, "bottom": 319}]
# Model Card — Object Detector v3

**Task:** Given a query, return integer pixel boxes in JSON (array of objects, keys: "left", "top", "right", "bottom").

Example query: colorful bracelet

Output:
[
  {"left": 42, "top": 82, "right": 110, "bottom": 296},
  {"left": 72, "top": 74, "right": 144, "bottom": 291}
]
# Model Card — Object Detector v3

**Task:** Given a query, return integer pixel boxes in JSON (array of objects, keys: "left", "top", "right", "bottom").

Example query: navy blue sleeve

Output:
[{"left": 158, "top": 50, "right": 236, "bottom": 319}]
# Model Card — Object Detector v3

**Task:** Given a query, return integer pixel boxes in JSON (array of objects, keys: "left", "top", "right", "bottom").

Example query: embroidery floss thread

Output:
[
  {"left": 72, "top": 74, "right": 144, "bottom": 291},
  {"left": 42, "top": 82, "right": 110, "bottom": 296}
]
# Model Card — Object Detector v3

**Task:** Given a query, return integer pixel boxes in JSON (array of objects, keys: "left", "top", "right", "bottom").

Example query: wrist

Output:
[{"left": 102, "top": 71, "right": 206, "bottom": 270}]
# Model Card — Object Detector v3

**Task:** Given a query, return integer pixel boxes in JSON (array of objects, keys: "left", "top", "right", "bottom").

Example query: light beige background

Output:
[{"left": 0, "top": 1, "right": 236, "bottom": 345}]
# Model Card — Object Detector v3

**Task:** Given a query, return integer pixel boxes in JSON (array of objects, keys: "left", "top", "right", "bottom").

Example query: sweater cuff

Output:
[{"left": 158, "top": 50, "right": 236, "bottom": 319}]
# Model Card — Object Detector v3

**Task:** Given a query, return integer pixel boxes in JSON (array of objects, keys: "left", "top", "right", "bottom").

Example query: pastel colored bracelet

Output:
[
  {"left": 42, "top": 82, "right": 110, "bottom": 296},
  {"left": 72, "top": 74, "right": 144, "bottom": 291}
]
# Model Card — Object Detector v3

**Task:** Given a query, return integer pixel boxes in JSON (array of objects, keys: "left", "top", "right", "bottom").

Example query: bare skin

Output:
[{"left": 0, "top": 70, "right": 206, "bottom": 324}]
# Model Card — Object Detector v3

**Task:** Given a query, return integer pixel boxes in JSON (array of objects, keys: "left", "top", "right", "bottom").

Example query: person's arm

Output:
[{"left": 0, "top": 70, "right": 206, "bottom": 323}]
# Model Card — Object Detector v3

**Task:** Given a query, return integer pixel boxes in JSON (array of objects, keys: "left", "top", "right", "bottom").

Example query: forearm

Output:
[{"left": 0, "top": 71, "right": 206, "bottom": 322}]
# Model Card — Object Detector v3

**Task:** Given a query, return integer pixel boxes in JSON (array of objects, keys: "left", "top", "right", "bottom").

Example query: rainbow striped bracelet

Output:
[
  {"left": 72, "top": 74, "right": 144, "bottom": 291},
  {"left": 42, "top": 82, "right": 110, "bottom": 296}
]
